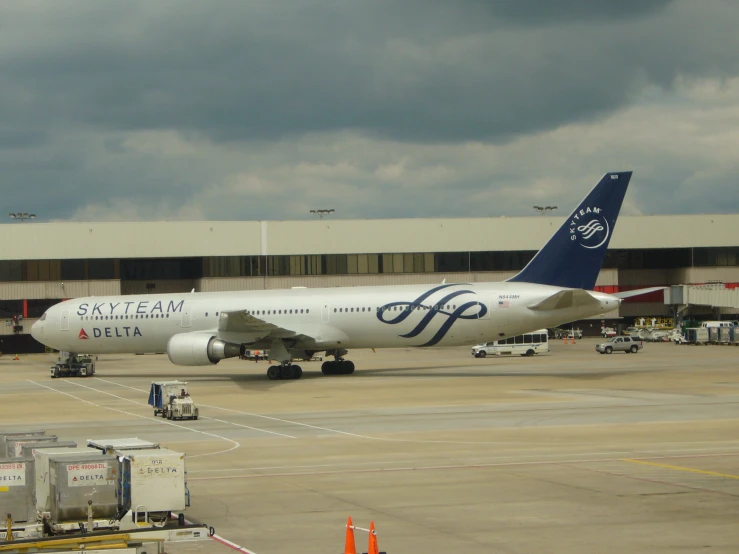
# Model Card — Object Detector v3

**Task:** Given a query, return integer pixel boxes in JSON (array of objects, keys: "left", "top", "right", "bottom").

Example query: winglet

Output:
[{"left": 508, "top": 172, "right": 632, "bottom": 290}]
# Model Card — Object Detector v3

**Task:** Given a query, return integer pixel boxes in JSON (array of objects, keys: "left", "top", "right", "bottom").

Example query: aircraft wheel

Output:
[
  {"left": 291, "top": 365, "right": 303, "bottom": 379},
  {"left": 280, "top": 365, "right": 295, "bottom": 380},
  {"left": 340, "top": 361, "right": 355, "bottom": 375},
  {"left": 267, "top": 366, "right": 282, "bottom": 380},
  {"left": 321, "top": 361, "right": 335, "bottom": 375}
]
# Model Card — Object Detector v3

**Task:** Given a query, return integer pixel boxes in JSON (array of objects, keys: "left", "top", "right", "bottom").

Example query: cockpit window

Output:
[{"left": 40, "top": 313, "right": 47, "bottom": 321}]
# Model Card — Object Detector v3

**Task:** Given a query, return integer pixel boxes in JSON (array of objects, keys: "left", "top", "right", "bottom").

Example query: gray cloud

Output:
[
  {"left": 3, "top": 0, "right": 737, "bottom": 143},
  {"left": 0, "top": 1, "right": 738, "bottom": 221}
]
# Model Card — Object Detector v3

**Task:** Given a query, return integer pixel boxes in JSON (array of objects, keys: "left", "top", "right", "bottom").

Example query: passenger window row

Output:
[{"left": 81, "top": 314, "right": 171, "bottom": 321}]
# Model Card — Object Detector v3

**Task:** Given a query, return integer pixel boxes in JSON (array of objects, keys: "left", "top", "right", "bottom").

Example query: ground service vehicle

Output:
[
  {"left": 50, "top": 353, "right": 95, "bottom": 378},
  {"left": 148, "top": 381, "right": 199, "bottom": 420},
  {"left": 241, "top": 349, "right": 269, "bottom": 361},
  {"left": 472, "top": 329, "right": 549, "bottom": 357},
  {"left": 596, "top": 336, "right": 643, "bottom": 354}
]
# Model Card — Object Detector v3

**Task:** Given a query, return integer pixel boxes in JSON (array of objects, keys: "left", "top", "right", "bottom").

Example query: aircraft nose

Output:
[{"left": 31, "top": 319, "right": 43, "bottom": 341}]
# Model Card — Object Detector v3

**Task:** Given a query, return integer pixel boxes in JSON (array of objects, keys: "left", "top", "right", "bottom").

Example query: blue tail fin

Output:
[{"left": 508, "top": 171, "right": 632, "bottom": 290}]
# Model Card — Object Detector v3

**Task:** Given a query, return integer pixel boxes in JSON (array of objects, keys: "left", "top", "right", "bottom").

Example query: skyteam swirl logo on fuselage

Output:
[
  {"left": 569, "top": 205, "right": 609, "bottom": 249},
  {"left": 377, "top": 283, "right": 487, "bottom": 347}
]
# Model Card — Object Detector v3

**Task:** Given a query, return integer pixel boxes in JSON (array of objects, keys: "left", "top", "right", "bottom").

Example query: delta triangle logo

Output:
[{"left": 78, "top": 328, "right": 89, "bottom": 340}]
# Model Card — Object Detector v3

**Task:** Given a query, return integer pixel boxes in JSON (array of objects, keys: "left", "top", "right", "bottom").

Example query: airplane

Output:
[{"left": 31, "top": 171, "right": 653, "bottom": 380}]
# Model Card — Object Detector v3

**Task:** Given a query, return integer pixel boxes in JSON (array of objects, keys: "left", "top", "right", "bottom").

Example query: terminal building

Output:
[{"left": 1, "top": 214, "right": 737, "bottom": 351}]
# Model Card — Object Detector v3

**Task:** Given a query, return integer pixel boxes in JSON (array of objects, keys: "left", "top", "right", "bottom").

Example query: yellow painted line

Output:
[{"left": 622, "top": 458, "right": 739, "bottom": 480}]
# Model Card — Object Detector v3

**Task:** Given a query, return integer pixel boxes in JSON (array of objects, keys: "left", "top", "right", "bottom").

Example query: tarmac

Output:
[{"left": 1, "top": 339, "right": 739, "bottom": 553}]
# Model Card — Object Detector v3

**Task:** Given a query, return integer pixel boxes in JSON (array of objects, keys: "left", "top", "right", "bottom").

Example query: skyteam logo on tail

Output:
[
  {"left": 569, "top": 206, "right": 609, "bottom": 250},
  {"left": 377, "top": 283, "right": 486, "bottom": 347}
]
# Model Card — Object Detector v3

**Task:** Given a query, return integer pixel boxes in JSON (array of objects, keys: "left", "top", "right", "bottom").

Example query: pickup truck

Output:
[{"left": 595, "top": 336, "right": 643, "bottom": 354}]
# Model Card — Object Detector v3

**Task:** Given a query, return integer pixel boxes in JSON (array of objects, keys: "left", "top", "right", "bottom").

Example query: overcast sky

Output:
[{"left": 2, "top": 0, "right": 739, "bottom": 222}]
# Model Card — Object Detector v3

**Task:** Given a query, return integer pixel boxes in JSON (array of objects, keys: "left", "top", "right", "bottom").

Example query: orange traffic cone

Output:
[
  {"left": 367, "top": 521, "right": 379, "bottom": 554},
  {"left": 562, "top": 337, "right": 566, "bottom": 344},
  {"left": 344, "top": 516, "right": 357, "bottom": 554},
  {"left": 570, "top": 337, "right": 575, "bottom": 344},
  {"left": 13, "top": 354, "right": 19, "bottom": 361}
]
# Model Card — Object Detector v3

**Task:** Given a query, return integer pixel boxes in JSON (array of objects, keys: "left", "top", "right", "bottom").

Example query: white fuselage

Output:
[{"left": 32, "top": 281, "right": 618, "bottom": 356}]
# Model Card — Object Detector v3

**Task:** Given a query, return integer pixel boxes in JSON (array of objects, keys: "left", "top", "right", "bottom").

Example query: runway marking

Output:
[
  {"left": 92, "top": 378, "right": 739, "bottom": 447},
  {"left": 621, "top": 458, "right": 739, "bottom": 480},
  {"left": 187, "top": 451, "right": 739, "bottom": 482},
  {"left": 27, "top": 380, "right": 241, "bottom": 458},
  {"left": 211, "top": 533, "right": 258, "bottom": 554},
  {"left": 563, "top": 463, "right": 739, "bottom": 498},
  {"left": 186, "top": 450, "right": 739, "bottom": 474},
  {"left": 67, "top": 378, "right": 294, "bottom": 439},
  {"left": 178, "top": 514, "right": 258, "bottom": 554},
  {"left": 96, "top": 377, "right": 375, "bottom": 439},
  {"left": 93, "top": 377, "right": 739, "bottom": 447}
]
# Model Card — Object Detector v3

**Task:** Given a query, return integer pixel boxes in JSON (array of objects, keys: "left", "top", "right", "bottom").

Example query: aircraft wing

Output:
[
  {"left": 217, "top": 310, "right": 348, "bottom": 347},
  {"left": 219, "top": 310, "right": 288, "bottom": 335},
  {"left": 527, "top": 289, "right": 602, "bottom": 311}
]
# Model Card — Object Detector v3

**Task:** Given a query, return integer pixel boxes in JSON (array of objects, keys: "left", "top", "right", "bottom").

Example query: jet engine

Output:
[{"left": 167, "top": 333, "right": 241, "bottom": 366}]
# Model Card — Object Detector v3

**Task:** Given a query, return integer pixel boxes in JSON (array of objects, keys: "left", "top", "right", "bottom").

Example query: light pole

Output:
[
  {"left": 533, "top": 206, "right": 557, "bottom": 216},
  {"left": 9, "top": 213, "right": 36, "bottom": 222},
  {"left": 310, "top": 209, "right": 335, "bottom": 220}
]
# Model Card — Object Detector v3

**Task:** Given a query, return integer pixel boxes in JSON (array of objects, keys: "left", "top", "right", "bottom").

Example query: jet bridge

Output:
[{"left": 664, "top": 284, "right": 739, "bottom": 314}]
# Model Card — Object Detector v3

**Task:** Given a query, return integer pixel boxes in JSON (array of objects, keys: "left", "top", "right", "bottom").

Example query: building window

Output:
[
  {"left": 61, "top": 259, "right": 86, "bottom": 280},
  {"left": 0, "top": 261, "right": 23, "bottom": 282}
]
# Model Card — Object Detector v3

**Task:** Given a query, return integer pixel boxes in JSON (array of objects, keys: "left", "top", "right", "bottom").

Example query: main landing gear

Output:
[
  {"left": 321, "top": 360, "right": 355, "bottom": 375},
  {"left": 264, "top": 342, "right": 355, "bottom": 380},
  {"left": 267, "top": 363, "right": 303, "bottom": 381}
]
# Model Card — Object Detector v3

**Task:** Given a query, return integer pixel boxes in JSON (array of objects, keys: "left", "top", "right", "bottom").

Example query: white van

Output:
[
  {"left": 700, "top": 321, "right": 737, "bottom": 328},
  {"left": 472, "top": 329, "right": 549, "bottom": 358}
]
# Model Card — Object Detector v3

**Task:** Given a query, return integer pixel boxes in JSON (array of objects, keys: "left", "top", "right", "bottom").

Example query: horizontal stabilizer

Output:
[
  {"left": 528, "top": 289, "right": 602, "bottom": 311},
  {"left": 613, "top": 287, "right": 666, "bottom": 300}
]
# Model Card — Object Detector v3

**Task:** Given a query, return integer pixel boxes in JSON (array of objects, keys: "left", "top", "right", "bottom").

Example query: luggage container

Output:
[
  {"left": 731, "top": 327, "right": 739, "bottom": 345},
  {"left": 0, "top": 431, "right": 45, "bottom": 457},
  {"left": 34, "top": 449, "right": 92, "bottom": 517},
  {"left": 0, "top": 458, "right": 35, "bottom": 522},
  {"left": 19, "top": 440, "right": 77, "bottom": 459},
  {"left": 3, "top": 435, "right": 58, "bottom": 459},
  {"left": 118, "top": 448, "right": 188, "bottom": 523},
  {"left": 87, "top": 437, "right": 160, "bottom": 454},
  {"left": 0, "top": 431, "right": 45, "bottom": 441},
  {"left": 684, "top": 327, "right": 709, "bottom": 345},
  {"left": 48, "top": 453, "right": 118, "bottom": 523},
  {"left": 719, "top": 326, "right": 733, "bottom": 344},
  {"left": 708, "top": 327, "right": 719, "bottom": 344}
]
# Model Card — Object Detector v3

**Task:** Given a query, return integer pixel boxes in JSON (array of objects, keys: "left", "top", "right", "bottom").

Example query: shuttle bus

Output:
[{"left": 471, "top": 329, "right": 550, "bottom": 358}]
